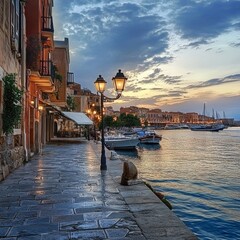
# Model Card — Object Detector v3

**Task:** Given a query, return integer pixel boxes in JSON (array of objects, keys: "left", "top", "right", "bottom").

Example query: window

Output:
[
  {"left": 10, "top": 0, "right": 20, "bottom": 52},
  {"left": 0, "top": 1, "right": 4, "bottom": 28},
  {"left": 0, "top": 0, "right": 9, "bottom": 31}
]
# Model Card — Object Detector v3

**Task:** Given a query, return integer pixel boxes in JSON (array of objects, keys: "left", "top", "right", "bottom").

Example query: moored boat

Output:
[
  {"left": 190, "top": 124, "right": 223, "bottom": 132},
  {"left": 104, "top": 135, "right": 140, "bottom": 150},
  {"left": 164, "top": 124, "right": 182, "bottom": 130},
  {"left": 138, "top": 130, "right": 162, "bottom": 144}
]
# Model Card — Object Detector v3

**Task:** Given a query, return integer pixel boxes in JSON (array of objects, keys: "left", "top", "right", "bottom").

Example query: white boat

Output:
[
  {"left": 138, "top": 130, "right": 162, "bottom": 144},
  {"left": 104, "top": 135, "right": 140, "bottom": 150},
  {"left": 190, "top": 124, "right": 222, "bottom": 132}
]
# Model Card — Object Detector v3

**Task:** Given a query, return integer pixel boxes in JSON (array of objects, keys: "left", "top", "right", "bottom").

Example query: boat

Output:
[
  {"left": 190, "top": 103, "right": 225, "bottom": 132},
  {"left": 137, "top": 130, "right": 162, "bottom": 144},
  {"left": 164, "top": 124, "right": 182, "bottom": 130},
  {"left": 190, "top": 124, "right": 223, "bottom": 132},
  {"left": 104, "top": 135, "right": 140, "bottom": 150},
  {"left": 179, "top": 124, "right": 189, "bottom": 129}
]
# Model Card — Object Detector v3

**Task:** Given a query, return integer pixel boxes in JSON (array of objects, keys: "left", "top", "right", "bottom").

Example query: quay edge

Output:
[{"left": 104, "top": 145, "right": 198, "bottom": 240}]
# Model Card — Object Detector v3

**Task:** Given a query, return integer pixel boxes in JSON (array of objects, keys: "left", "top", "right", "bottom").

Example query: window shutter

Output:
[
  {"left": 10, "top": 0, "right": 20, "bottom": 52},
  {"left": 4, "top": 0, "right": 8, "bottom": 30},
  {"left": 15, "top": 0, "right": 19, "bottom": 41},
  {"left": 0, "top": 1, "right": 4, "bottom": 28},
  {"left": 11, "top": 0, "right": 15, "bottom": 38}
]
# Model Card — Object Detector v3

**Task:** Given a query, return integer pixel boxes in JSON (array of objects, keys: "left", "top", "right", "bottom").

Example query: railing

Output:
[
  {"left": 41, "top": 16, "right": 54, "bottom": 32},
  {"left": 67, "top": 72, "right": 74, "bottom": 85},
  {"left": 40, "top": 60, "right": 54, "bottom": 80}
]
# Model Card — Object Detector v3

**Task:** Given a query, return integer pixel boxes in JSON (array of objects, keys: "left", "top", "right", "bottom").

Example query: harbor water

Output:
[{"left": 115, "top": 127, "right": 240, "bottom": 240}]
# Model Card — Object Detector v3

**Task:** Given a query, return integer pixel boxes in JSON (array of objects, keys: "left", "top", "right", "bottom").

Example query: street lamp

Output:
[{"left": 94, "top": 69, "right": 127, "bottom": 170}]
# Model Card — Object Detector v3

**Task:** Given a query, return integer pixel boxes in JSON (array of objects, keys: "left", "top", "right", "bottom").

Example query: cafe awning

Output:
[{"left": 61, "top": 111, "right": 93, "bottom": 125}]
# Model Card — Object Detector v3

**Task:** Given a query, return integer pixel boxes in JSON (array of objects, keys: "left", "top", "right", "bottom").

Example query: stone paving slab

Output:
[{"left": 0, "top": 141, "right": 198, "bottom": 239}]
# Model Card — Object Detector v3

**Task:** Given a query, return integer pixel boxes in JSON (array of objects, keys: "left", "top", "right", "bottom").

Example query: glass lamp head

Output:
[
  {"left": 112, "top": 69, "right": 127, "bottom": 94},
  {"left": 94, "top": 75, "right": 107, "bottom": 93}
]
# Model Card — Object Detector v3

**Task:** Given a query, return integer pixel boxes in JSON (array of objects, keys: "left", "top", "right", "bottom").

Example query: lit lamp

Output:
[
  {"left": 38, "top": 105, "right": 44, "bottom": 111},
  {"left": 94, "top": 69, "right": 127, "bottom": 170},
  {"left": 87, "top": 109, "right": 91, "bottom": 114}
]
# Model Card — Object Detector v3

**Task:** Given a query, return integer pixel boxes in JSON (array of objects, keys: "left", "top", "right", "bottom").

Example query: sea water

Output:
[{"left": 115, "top": 127, "right": 240, "bottom": 240}]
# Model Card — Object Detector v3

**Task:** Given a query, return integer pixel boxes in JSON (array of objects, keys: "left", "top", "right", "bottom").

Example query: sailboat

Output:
[
  {"left": 190, "top": 124, "right": 223, "bottom": 132},
  {"left": 190, "top": 103, "right": 224, "bottom": 132}
]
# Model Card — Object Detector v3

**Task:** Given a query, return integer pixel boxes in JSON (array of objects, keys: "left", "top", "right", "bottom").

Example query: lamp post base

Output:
[
  {"left": 100, "top": 154, "right": 107, "bottom": 171},
  {"left": 100, "top": 165, "right": 107, "bottom": 171}
]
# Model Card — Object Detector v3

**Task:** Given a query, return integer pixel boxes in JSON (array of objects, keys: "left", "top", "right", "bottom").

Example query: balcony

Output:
[
  {"left": 67, "top": 72, "right": 74, "bottom": 85},
  {"left": 41, "top": 16, "right": 54, "bottom": 32},
  {"left": 41, "top": 16, "right": 54, "bottom": 47},
  {"left": 40, "top": 60, "right": 54, "bottom": 78},
  {"left": 28, "top": 60, "right": 55, "bottom": 93}
]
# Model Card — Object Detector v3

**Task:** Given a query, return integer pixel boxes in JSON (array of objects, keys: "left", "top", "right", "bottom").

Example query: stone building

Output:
[
  {"left": 120, "top": 106, "right": 139, "bottom": 116},
  {"left": 147, "top": 109, "right": 163, "bottom": 126},
  {"left": 50, "top": 38, "right": 69, "bottom": 108},
  {"left": 67, "top": 82, "right": 81, "bottom": 112},
  {"left": 80, "top": 89, "right": 100, "bottom": 113},
  {"left": 185, "top": 112, "right": 199, "bottom": 123},
  {"left": 0, "top": 0, "right": 26, "bottom": 181}
]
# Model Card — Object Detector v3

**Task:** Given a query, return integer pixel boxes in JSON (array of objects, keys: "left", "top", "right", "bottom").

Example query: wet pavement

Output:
[{"left": 0, "top": 141, "right": 197, "bottom": 240}]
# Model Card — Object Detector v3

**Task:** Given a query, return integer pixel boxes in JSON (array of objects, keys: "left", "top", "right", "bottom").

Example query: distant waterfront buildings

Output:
[{"left": 114, "top": 106, "right": 234, "bottom": 127}]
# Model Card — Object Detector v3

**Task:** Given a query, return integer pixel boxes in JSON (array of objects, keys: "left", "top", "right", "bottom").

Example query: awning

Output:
[{"left": 61, "top": 111, "right": 93, "bottom": 125}]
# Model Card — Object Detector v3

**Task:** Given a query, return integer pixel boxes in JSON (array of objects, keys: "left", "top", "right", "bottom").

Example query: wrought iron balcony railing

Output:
[
  {"left": 41, "top": 16, "right": 54, "bottom": 32},
  {"left": 67, "top": 72, "right": 74, "bottom": 85},
  {"left": 40, "top": 60, "right": 54, "bottom": 80}
]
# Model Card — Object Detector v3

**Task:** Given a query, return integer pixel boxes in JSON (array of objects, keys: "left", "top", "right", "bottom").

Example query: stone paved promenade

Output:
[{"left": 0, "top": 141, "right": 198, "bottom": 240}]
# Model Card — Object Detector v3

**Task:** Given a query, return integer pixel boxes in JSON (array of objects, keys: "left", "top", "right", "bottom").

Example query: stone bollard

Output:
[
  {"left": 120, "top": 161, "right": 138, "bottom": 186},
  {"left": 110, "top": 151, "right": 119, "bottom": 160}
]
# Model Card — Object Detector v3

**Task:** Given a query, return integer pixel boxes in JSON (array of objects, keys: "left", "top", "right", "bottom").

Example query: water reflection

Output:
[
  {"left": 138, "top": 143, "right": 161, "bottom": 151},
  {"left": 115, "top": 148, "right": 139, "bottom": 159},
  {"left": 126, "top": 128, "right": 240, "bottom": 240}
]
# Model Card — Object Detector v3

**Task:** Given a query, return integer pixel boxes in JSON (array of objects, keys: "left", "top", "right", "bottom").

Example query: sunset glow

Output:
[{"left": 53, "top": 0, "right": 240, "bottom": 119}]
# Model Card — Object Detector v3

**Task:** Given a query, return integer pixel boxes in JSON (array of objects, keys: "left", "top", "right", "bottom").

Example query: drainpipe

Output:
[{"left": 20, "top": 0, "right": 28, "bottom": 161}]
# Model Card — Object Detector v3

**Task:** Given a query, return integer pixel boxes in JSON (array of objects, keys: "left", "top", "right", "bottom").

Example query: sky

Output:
[{"left": 52, "top": 0, "right": 240, "bottom": 120}]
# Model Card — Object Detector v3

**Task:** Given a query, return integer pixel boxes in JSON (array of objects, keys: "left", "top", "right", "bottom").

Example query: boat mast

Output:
[
  {"left": 223, "top": 111, "right": 226, "bottom": 119},
  {"left": 202, "top": 103, "right": 206, "bottom": 123},
  {"left": 212, "top": 108, "right": 215, "bottom": 120}
]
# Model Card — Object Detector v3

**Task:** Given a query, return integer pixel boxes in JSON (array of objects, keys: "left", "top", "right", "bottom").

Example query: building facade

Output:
[
  {"left": 50, "top": 38, "right": 69, "bottom": 108},
  {"left": 0, "top": 0, "right": 26, "bottom": 181},
  {"left": 25, "top": 0, "right": 55, "bottom": 155}
]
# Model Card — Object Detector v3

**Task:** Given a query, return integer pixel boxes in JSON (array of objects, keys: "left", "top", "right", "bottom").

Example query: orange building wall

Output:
[{"left": 25, "top": 0, "right": 41, "bottom": 37}]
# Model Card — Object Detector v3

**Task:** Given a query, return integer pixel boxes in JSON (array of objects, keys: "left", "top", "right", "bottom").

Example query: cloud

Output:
[
  {"left": 53, "top": 1, "right": 171, "bottom": 88},
  {"left": 173, "top": 0, "right": 240, "bottom": 41},
  {"left": 52, "top": 1, "right": 240, "bottom": 119},
  {"left": 167, "top": 90, "right": 188, "bottom": 97},
  {"left": 139, "top": 73, "right": 182, "bottom": 85},
  {"left": 125, "top": 85, "right": 145, "bottom": 92},
  {"left": 148, "top": 68, "right": 161, "bottom": 78},
  {"left": 187, "top": 74, "right": 240, "bottom": 89},
  {"left": 187, "top": 39, "right": 211, "bottom": 48},
  {"left": 230, "top": 42, "right": 240, "bottom": 47}
]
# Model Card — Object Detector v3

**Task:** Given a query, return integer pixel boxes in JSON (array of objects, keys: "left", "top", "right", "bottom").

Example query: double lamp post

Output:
[{"left": 94, "top": 69, "right": 127, "bottom": 170}]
